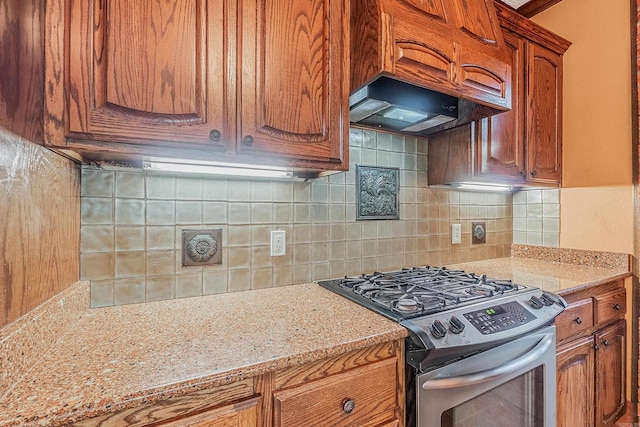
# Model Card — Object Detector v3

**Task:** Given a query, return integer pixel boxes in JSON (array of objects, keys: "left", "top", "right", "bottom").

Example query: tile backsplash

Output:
[
  {"left": 81, "top": 128, "right": 513, "bottom": 307},
  {"left": 512, "top": 189, "right": 561, "bottom": 247}
]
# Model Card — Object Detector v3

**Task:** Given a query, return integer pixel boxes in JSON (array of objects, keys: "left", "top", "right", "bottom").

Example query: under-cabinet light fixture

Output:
[
  {"left": 453, "top": 182, "right": 514, "bottom": 192},
  {"left": 143, "top": 158, "right": 295, "bottom": 179}
]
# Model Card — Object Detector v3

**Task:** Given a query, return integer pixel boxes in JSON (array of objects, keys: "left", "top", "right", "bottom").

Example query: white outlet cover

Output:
[
  {"left": 270, "top": 230, "right": 286, "bottom": 256},
  {"left": 451, "top": 224, "right": 462, "bottom": 244}
]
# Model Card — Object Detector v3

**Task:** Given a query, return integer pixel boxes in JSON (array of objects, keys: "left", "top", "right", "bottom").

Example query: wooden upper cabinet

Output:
[
  {"left": 526, "top": 42, "right": 563, "bottom": 184},
  {"left": 427, "top": 3, "right": 570, "bottom": 187},
  {"left": 237, "top": 0, "right": 348, "bottom": 166},
  {"left": 351, "top": 0, "right": 511, "bottom": 111},
  {"left": 67, "top": 0, "right": 229, "bottom": 149},
  {"left": 472, "top": 29, "right": 526, "bottom": 181},
  {"left": 39, "top": 0, "right": 349, "bottom": 172}
]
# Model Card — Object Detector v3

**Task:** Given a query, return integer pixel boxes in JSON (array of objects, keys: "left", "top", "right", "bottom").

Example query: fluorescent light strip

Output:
[
  {"left": 143, "top": 159, "right": 294, "bottom": 179},
  {"left": 454, "top": 182, "right": 514, "bottom": 192}
]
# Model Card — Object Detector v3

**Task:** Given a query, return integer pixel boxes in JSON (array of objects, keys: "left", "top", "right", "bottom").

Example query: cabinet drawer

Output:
[
  {"left": 556, "top": 299, "right": 594, "bottom": 341},
  {"left": 273, "top": 357, "right": 398, "bottom": 427},
  {"left": 594, "top": 288, "right": 626, "bottom": 324}
]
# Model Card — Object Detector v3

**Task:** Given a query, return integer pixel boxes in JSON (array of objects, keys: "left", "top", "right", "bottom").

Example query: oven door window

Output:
[
  {"left": 441, "top": 366, "right": 544, "bottom": 427},
  {"left": 416, "top": 327, "right": 557, "bottom": 427}
]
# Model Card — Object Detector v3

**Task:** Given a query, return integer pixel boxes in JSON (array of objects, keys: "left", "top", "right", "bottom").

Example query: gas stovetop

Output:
[
  {"left": 318, "top": 266, "right": 566, "bottom": 370},
  {"left": 317, "top": 266, "right": 531, "bottom": 322}
]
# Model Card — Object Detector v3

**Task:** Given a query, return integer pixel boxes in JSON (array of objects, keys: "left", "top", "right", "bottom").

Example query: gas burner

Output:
[
  {"left": 320, "top": 266, "right": 529, "bottom": 320},
  {"left": 396, "top": 298, "right": 420, "bottom": 312}
]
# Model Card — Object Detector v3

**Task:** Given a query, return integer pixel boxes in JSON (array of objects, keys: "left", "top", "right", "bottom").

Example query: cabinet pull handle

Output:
[
  {"left": 603, "top": 339, "right": 609, "bottom": 346},
  {"left": 531, "top": 170, "right": 537, "bottom": 177},
  {"left": 519, "top": 169, "right": 526, "bottom": 176},
  {"left": 574, "top": 317, "right": 582, "bottom": 325},
  {"left": 613, "top": 304, "right": 621, "bottom": 311},
  {"left": 242, "top": 135, "right": 254, "bottom": 146},
  {"left": 209, "top": 129, "right": 221, "bottom": 141},
  {"left": 342, "top": 399, "right": 355, "bottom": 414}
]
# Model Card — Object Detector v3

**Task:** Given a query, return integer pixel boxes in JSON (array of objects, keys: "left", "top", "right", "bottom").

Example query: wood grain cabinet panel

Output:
[
  {"left": 351, "top": 0, "right": 511, "bottom": 110},
  {"left": 238, "top": 0, "right": 348, "bottom": 166},
  {"left": 427, "top": 3, "right": 570, "bottom": 187},
  {"left": 555, "top": 280, "right": 627, "bottom": 427},
  {"left": 555, "top": 298, "right": 594, "bottom": 342},
  {"left": 273, "top": 358, "right": 399, "bottom": 427},
  {"left": 595, "top": 320, "right": 626, "bottom": 427},
  {"left": 158, "top": 397, "right": 261, "bottom": 427},
  {"left": 472, "top": 29, "right": 526, "bottom": 181},
  {"left": 39, "top": 0, "right": 349, "bottom": 172},
  {"left": 67, "top": 0, "right": 229, "bottom": 149},
  {"left": 526, "top": 42, "right": 563, "bottom": 185},
  {"left": 593, "top": 288, "right": 626, "bottom": 325},
  {"left": 557, "top": 335, "right": 595, "bottom": 427}
]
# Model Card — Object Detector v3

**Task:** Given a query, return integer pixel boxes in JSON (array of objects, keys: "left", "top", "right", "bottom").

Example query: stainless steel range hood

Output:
[{"left": 349, "top": 77, "right": 459, "bottom": 133}]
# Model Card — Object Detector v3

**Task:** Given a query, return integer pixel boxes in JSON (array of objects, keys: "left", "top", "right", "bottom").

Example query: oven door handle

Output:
[{"left": 422, "top": 333, "right": 553, "bottom": 390}]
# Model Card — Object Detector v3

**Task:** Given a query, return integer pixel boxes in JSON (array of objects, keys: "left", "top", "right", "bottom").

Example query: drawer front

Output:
[
  {"left": 273, "top": 357, "right": 398, "bottom": 427},
  {"left": 556, "top": 299, "right": 594, "bottom": 341},
  {"left": 594, "top": 288, "right": 626, "bottom": 324}
]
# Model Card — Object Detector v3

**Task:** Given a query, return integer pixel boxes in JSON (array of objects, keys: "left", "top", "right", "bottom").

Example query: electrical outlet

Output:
[
  {"left": 451, "top": 224, "right": 461, "bottom": 244},
  {"left": 270, "top": 230, "right": 286, "bottom": 256}
]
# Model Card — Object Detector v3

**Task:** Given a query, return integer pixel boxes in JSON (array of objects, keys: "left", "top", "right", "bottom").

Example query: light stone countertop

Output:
[
  {"left": 448, "top": 257, "right": 631, "bottom": 294},
  {"left": 0, "top": 283, "right": 407, "bottom": 427},
  {"left": 0, "top": 254, "right": 631, "bottom": 426}
]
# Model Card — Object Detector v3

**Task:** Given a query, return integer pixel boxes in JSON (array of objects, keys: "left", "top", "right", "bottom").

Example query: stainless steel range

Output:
[{"left": 318, "top": 266, "right": 567, "bottom": 427}]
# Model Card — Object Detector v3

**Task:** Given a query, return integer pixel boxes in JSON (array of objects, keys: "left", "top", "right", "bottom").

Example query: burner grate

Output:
[{"left": 337, "top": 266, "right": 521, "bottom": 316}]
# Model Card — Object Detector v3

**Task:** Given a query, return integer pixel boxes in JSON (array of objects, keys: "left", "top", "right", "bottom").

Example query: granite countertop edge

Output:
[{"left": 0, "top": 283, "right": 407, "bottom": 427}]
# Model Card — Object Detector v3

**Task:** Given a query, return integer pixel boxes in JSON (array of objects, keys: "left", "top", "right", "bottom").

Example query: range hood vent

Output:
[
  {"left": 349, "top": 77, "right": 458, "bottom": 133},
  {"left": 350, "top": 0, "right": 511, "bottom": 136}
]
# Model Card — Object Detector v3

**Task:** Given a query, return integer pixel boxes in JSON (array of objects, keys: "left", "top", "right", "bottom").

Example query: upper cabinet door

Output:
[
  {"left": 67, "top": 0, "right": 229, "bottom": 149},
  {"left": 526, "top": 42, "right": 562, "bottom": 185},
  {"left": 452, "top": 0, "right": 511, "bottom": 108},
  {"left": 237, "top": 0, "right": 348, "bottom": 168},
  {"left": 473, "top": 29, "right": 526, "bottom": 181}
]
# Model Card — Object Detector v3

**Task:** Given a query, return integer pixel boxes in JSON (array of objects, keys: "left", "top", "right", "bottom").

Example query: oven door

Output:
[{"left": 416, "top": 326, "right": 556, "bottom": 427}]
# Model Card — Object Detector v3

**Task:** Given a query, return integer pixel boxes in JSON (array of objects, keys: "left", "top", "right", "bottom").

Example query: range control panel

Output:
[{"left": 463, "top": 301, "right": 536, "bottom": 334}]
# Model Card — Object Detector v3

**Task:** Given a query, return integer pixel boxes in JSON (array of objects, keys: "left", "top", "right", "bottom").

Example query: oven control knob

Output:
[
  {"left": 540, "top": 293, "right": 555, "bottom": 306},
  {"left": 448, "top": 316, "right": 465, "bottom": 334},
  {"left": 528, "top": 295, "right": 544, "bottom": 309},
  {"left": 430, "top": 320, "right": 447, "bottom": 339}
]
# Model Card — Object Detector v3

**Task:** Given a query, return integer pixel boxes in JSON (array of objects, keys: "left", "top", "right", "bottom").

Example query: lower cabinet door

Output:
[
  {"left": 272, "top": 358, "right": 398, "bottom": 427},
  {"left": 556, "top": 335, "right": 595, "bottom": 427},
  {"left": 595, "top": 320, "right": 626, "bottom": 427}
]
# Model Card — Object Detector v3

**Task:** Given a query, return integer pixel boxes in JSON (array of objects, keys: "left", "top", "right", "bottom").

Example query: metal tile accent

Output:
[
  {"left": 356, "top": 165, "right": 400, "bottom": 220},
  {"left": 182, "top": 229, "right": 222, "bottom": 266},
  {"left": 472, "top": 222, "right": 487, "bottom": 244}
]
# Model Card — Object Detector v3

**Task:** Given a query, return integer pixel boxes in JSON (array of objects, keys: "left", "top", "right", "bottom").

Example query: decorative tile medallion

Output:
[
  {"left": 356, "top": 165, "right": 400, "bottom": 220},
  {"left": 182, "top": 229, "right": 223, "bottom": 266},
  {"left": 472, "top": 222, "right": 487, "bottom": 244}
]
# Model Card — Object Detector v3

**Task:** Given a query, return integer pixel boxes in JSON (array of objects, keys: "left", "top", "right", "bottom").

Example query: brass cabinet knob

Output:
[
  {"left": 613, "top": 303, "right": 621, "bottom": 311},
  {"left": 574, "top": 317, "right": 582, "bottom": 324},
  {"left": 519, "top": 169, "right": 526, "bottom": 176},
  {"left": 603, "top": 339, "right": 610, "bottom": 347},
  {"left": 342, "top": 399, "right": 355, "bottom": 414},
  {"left": 531, "top": 170, "right": 538, "bottom": 177}
]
